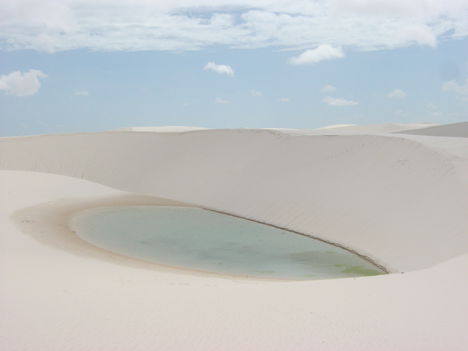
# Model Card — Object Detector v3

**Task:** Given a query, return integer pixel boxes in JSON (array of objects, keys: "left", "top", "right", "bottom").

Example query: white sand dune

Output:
[
  {"left": 312, "top": 123, "right": 437, "bottom": 134},
  {"left": 398, "top": 121, "right": 468, "bottom": 138},
  {"left": 1, "top": 123, "right": 468, "bottom": 350}
]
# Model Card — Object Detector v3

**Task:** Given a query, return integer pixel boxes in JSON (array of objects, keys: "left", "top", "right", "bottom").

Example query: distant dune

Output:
[
  {"left": 313, "top": 123, "right": 437, "bottom": 134},
  {"left": 114, "top": 126, "right": 207, "bottom": 133},
  {"left": 398, "top": 121, "right": 468, "bottom": 137}
]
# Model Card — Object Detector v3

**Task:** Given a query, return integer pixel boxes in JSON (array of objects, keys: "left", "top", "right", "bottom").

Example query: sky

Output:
[{"left": 0, "top": 0, "right": 467, "bottom": 136}]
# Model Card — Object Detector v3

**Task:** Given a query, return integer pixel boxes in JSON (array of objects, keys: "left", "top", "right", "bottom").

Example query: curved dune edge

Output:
[{"left": 202, "top": 207, "right": 389, "bottom": 274}]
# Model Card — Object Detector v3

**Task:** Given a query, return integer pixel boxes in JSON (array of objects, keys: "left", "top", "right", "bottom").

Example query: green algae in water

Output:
[
  {"left": 71, "top": 206, "right": 385, "bottom": 280},
  {"left": 336, "top": 264, "right": 382, "bottom": 276}
]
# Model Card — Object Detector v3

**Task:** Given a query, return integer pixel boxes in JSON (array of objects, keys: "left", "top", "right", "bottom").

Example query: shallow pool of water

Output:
[{"left": 71, "top": 206, "right": 384, "bottom": 280}]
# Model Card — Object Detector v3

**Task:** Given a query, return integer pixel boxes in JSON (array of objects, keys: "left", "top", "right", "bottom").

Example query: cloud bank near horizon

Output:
[{"left": 0, "top": 0, "right": 467, "bottom": 54}]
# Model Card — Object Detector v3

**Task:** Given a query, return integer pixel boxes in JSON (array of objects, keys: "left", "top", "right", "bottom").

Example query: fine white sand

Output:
[{"left": 1, "top": 123, "right": 468, "bottom": 350}]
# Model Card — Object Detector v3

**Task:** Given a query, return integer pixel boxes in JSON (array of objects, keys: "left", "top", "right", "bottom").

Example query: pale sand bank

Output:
[{"left": 1, "top": 123, "right": 468, "bottom": 350}]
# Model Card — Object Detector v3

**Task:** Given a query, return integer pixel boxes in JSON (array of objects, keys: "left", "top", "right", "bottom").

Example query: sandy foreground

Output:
[{"left": 1, "top": 123, "right": 468, "bottom": 350}]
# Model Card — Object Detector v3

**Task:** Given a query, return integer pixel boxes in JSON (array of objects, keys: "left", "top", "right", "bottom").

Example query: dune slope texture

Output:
[{"left": 1, "top": 124, "right": 468, "bottom": 350}]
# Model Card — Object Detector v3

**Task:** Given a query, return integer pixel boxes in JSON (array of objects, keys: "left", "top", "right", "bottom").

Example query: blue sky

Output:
[{"left": 0, "top": 0, "right": 467, "bottom": 136}]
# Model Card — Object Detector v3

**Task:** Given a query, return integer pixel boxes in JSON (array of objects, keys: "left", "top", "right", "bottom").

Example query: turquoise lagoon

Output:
[{"left": 71, "top": 206, "right": 384, "bottom": 280}]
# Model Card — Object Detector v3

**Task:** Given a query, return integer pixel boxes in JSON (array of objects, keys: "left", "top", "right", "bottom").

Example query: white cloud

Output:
[
  {"left": 279, "top": 97, "right": 290, "bottom": 102},
  {"left": 74, "top": 90, "right": 89, "bottom": 96},
  {"left": 322, "top": 96, "right": 357, "bottom": 106},
  {"left": 387, "top": 89, "right": 407, "bottom": 98},
  {"left": 0, "top": 0, "right": 466, "bottom": 53},
  {"left": 442, "top": 79, "right": 468, "bottom": 101},
  {"left": 204, "top": 62, "right": 234, "bottom": 76},
  {"left": 215, "top": 97, "right": 230, "bottom": 104},
  {"left": 289, "top": 45, "right": 344, "bottom": 65},
  {"left": 320, "top": 84, "right": 337, "bottom": 93},
  {"left": 250, "top": 89, "right": 263, "bottom": 97},
  {"left": 396, "top": 24, "right": 437, "bottom": 48},
  {"left": 0, "top": 69, "right": 46, "bottom": 96}
]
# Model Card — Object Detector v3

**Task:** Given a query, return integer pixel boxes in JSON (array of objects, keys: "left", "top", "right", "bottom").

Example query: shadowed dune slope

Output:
[
  {"left": 313, "top": 123, "right": 437, "bottom": 134},
  {"left": 398, "top": 122, "right": 468, "bottom": 137}
]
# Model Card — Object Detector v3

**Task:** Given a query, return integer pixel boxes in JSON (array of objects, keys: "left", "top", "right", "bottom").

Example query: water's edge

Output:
[{"left": 203, "top": 207, "right": 389, "bottom": 274}]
